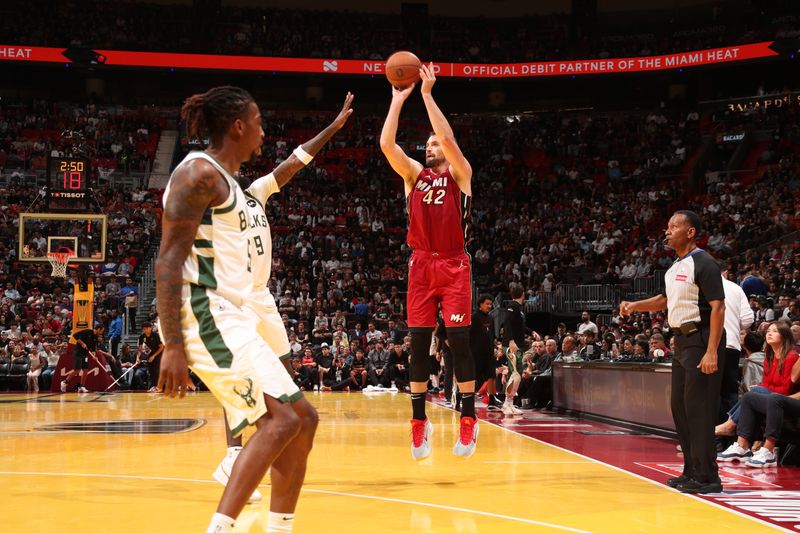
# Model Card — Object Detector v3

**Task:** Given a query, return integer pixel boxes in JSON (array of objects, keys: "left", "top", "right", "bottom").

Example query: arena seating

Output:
[
  {"left": 1, "top": 94, "right": 798, "bottom": 392},
  {"left": 1, "top": 1, "right": 797, "bottom": 61}
]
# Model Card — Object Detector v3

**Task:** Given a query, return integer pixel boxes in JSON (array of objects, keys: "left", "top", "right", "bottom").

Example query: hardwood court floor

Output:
[{"left": 0, "top": 392, "right": 780, "bottom": 532}]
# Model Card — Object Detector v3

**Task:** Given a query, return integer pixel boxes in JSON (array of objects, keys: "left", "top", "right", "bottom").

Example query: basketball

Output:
[{"left": 385, "top": 50, "right": 421, "bottom": 89}]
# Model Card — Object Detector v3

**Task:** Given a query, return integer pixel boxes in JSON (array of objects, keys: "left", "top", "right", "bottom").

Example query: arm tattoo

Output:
[{"left": 156, "top": 161, "right": 221, "bottom": 347}]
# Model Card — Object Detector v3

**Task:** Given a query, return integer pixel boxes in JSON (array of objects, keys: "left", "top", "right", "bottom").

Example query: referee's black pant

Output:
[{"left": 672, "top": 327, "right": 726, "bottom": 484}]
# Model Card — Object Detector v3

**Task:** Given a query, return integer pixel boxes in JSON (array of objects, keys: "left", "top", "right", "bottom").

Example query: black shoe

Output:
[
  {"left": 666, "top": 474, "right": 691, "bottom": 488},
  {"left": 676, "top": 479, "right": 723, "bottom": 494}
]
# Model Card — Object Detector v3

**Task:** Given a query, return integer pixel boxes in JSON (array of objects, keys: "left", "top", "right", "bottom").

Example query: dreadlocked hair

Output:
[{"left": 181, "top": 86, "right": 254, "bottom": 143}]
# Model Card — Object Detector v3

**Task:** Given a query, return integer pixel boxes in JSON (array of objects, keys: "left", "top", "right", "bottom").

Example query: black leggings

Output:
[{"left": 738, "top": 391, "right": 800, "bottom": 442}]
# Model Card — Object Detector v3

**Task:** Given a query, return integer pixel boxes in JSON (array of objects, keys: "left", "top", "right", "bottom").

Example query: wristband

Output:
[{"left": 293, "top": 146, "right": 313, "bottom": 165}]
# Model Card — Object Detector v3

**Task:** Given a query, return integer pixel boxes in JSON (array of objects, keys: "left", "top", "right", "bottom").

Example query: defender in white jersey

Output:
[
  {"left": 213, "top": 93, "right": 355, "bottom": 505},
  {"left": 157, "top": 86, "right": 315, "bottom": 533}
]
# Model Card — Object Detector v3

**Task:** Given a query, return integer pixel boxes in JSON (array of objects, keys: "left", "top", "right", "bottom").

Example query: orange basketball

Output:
[{"left": 385, "top": 50, "right": 421, "bottom": 89}]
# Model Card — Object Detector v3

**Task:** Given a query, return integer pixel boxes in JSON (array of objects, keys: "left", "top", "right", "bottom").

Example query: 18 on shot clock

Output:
[{"left": 48, "top": 156, "right": 91, "bottom": 211}]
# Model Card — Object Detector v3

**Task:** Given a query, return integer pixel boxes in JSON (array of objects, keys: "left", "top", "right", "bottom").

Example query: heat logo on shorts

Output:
[{"left": 450, "top": 313, "right": 465, "bottom": 323}]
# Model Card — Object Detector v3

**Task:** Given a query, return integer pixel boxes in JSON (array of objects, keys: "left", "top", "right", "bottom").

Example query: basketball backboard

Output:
[{"left": 18, "top": 213, "right": 107, "bottom": 263}]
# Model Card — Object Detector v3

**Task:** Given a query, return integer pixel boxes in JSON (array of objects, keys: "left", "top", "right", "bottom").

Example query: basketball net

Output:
[{"left": 47, "top": 251, "right": 72, "bottom": 278}]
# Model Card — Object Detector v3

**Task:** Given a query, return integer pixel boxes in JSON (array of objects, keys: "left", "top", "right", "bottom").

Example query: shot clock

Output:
[{"left": 48, "top": 157, "right": 91, "bottom": 211}]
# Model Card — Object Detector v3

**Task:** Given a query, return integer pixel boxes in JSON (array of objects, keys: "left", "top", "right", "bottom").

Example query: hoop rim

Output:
[{"left": 47, "top": 251, "right": 74, "bottom": 262}]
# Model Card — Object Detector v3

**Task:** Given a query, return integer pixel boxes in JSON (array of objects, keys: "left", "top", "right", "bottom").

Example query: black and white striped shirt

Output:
[{"left": 661, "top": 249, "right": 724, "bottom": 328}]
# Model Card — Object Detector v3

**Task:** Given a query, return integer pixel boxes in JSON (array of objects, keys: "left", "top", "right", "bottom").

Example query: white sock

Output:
[
  {"left": 227, "top": 446, "right": 242, "bottom": 458},
  {"left": 266, "top": 512, "right": 294, "bottom": 533},
  {"left": 207, "top": 512, "right": 235, "bottom": 533}
]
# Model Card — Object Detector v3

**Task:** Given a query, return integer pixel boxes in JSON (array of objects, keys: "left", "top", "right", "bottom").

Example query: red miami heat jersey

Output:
[{"left": 406, "top": 167, "right": 471, "bottom": 252}]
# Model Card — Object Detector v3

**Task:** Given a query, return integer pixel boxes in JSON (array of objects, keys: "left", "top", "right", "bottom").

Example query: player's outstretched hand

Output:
[
  {"left": 332, "top": 92, "right": 355, "bottom": 130},
  {"left": 619, "top": 300, "right": 634, "bottom": 317},
  {"left": 420, "top": 62, "right": 436, "bottom": 94},
  {"left": 158, "top": 345, "right": 194, "bottom": 398},
  {"left": 391, "top": 82, "right": 416, "bottom": 101}
]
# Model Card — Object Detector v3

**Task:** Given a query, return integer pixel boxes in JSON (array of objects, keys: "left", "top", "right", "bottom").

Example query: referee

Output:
[{"left": 621, "top": 210, "right": 726, "bottom": 494}]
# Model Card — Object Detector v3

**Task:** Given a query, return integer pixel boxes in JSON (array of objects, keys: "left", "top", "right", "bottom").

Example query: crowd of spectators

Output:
[
  {"left": 1, "top": 1, "right": 798, "bottom": 63},
  {"left": 0, "top": 100, "right": 165, "bottom": 177},
  {"left": 198, "top": 98, "right": 797, "bottom": 397},
  {"left": 0, "top": 88, "right": 798, "bottom": 393},
  {"left": 0, "top": 181, "right": 161, "bottom": 390},
  {"left": 234, "top": 100, "right": 797, "bottom": 308}
]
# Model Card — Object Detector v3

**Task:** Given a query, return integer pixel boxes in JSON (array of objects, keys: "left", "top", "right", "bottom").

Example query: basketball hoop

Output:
[{"left": 47, "top": 251, "right": 73, "bottom": 278}]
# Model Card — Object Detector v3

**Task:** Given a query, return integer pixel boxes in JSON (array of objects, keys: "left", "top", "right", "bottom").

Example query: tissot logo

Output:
[
  {"left": 323, "top": 60, "right": 338, "bottom": 72},
  {"left": 450, "top": 313, "right": 465, "bottom": 323}
]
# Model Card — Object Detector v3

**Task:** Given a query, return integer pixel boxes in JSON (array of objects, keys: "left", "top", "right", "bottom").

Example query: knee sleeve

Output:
[
  {"left": 447, "top": 327, "right": 475, "bottom": 383},
  {"left": 410, "top": 328, "right": 434, "bottom": 383}
]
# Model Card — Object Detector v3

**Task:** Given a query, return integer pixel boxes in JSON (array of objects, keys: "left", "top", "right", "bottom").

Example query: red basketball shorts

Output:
[{"left": 406, "top": 249, "right": 472, "bottom": 328}]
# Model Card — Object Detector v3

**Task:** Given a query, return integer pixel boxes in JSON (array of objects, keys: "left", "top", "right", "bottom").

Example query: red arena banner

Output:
[
  {"left": 0, "top": 42, "right": 779, "bottom": 78},
  {"left": 0, "top": 45, "right": 68, "bottom": 62},
  {"left": 449, "top": 41, "right": 779, "bottom": 77}
]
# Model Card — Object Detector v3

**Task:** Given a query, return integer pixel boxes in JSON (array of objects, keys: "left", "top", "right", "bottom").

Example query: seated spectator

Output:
[
  {"left": 297, "top": 347, "right": 319, "bottom": 391},
  {"left": 716, "top": 323, "right": 797, "bottom": 436},
  {"left": 321, "top": 356, "right": 354, "bottom": 392},
  {"left": 295, "top": 322, "right": 309, "bottom": 344},
  {"left": 26, "top": 350, "right": 44, "bottom": 392},
  {"left": 330, "top": 309, "right": 347, "bottom": 330},
  {"left": 365, "top": 321, "right": 383, "bottom": 344},
  {"left": 313, "top": 309, "right": 329, "bottom": 330},
  {"left": 349, "top": 348, "right": 369, "bottom": 390},
  {"left": 312, "top": 323, "right": 333, "bottom": 346},
  {"left": 279, "top": 290, "right": 296, "bottom": 315},
  {"left": 316, "top": 343, "right": 334, "bottom": 388},
  {"left": 100, "top": 261, "right": 118, "bottom": 276},
  {"left": 388, "top": 342, "right": 410, "bottom": 391},
  {"left": 579, "top": 330, "right": 601, "bottom": 360},
  {"left": 648, "top": 333, "right": 671, "bottom": 359},
  {"left": 557, "top": 336, "right": 579, "bottom": 362},
  {"left": 718, "top": 384, "right": 800, "bottom": 468},
  {"left": 740, "top": 332, "right": 767, "bottom": 394},
  {"left": 367, "top": 341, "right": 391, "bottom": 387}
]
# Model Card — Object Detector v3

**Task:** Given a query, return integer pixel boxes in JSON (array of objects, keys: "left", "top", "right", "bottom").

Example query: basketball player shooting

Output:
[{"left": 380, "top": 63, "right": 479, "bottom": 460}]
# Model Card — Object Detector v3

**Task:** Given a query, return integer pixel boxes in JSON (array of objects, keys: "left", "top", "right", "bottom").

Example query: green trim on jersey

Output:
[
  {"left": 200, "top": 210, "right": 212, "bottom": 225},
  {"left": 279, "top": 352, "right": 292, "bottom": 361},
  {"left": 277, "top": 390, "right": 304, "bottom": 403},
  {"left": 243, "top": 190, "right": 265, "bottom": 211},
  {"left": 194, "top": 239, "right": 213, "bottom": 248},
  {"left": 197, "top": 256, "right": 217, "bottom": 289},
  {"left": 229, "top": 418, "right": 249, "bottom": 438},
  {"left": 213, "top": 192, "right": 238, "bottom": 214},
  {"left": 189, "top": 284, "right": 234, "bottom": 368}
]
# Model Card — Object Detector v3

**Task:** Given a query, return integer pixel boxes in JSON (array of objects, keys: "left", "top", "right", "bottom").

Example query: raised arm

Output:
[
  {"left": 419, "top": 63, "right": 472, "bottom": 194},
  {"left": 260, "top": 92, "right": 354, "bottom": 191},
  {"left": 380, "top": 84, "right": 424, "bottom": 195},
  {"left": 156, "top": 159, "right": 224, "bottom": 397}
]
